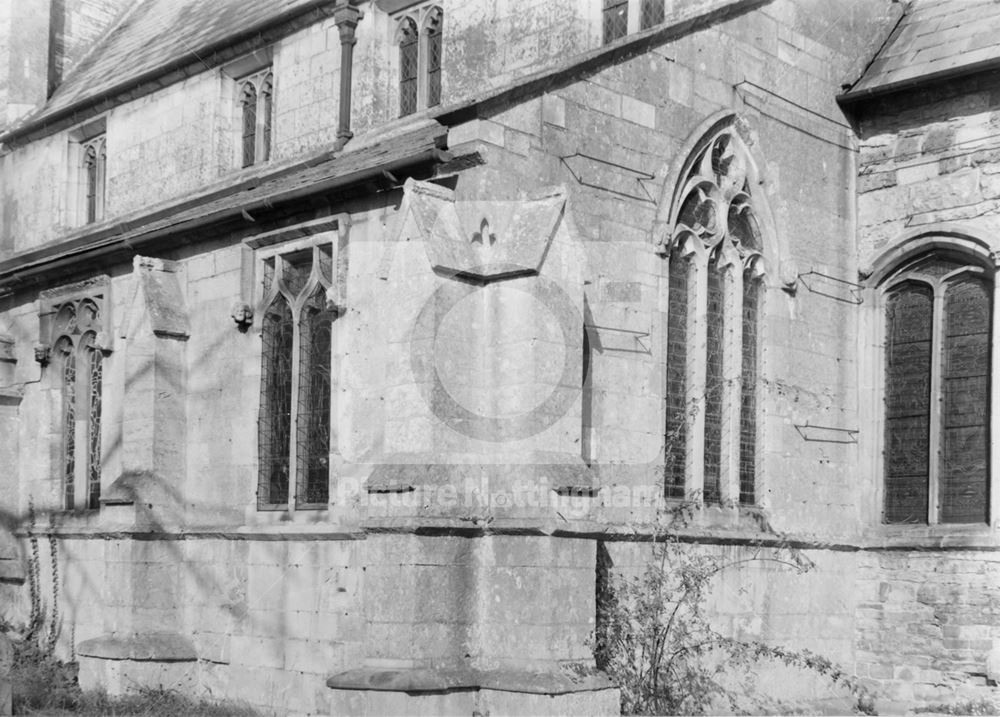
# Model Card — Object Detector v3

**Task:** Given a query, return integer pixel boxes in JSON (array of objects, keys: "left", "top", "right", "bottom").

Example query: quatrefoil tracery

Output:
[{"left": 672, "top": 132, "right": 762, "bottom": 261}]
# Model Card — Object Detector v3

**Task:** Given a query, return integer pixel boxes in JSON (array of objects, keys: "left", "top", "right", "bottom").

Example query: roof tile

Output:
[
  {"left": 844, "top": 0, "right": 1000, "bottom": 99},
  {"left": 8, "top": 0, "right": 328, "bottom": 134}
]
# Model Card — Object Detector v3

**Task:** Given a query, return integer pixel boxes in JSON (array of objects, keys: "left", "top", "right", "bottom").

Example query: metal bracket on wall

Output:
[
  {"left": 560, "top": 153, "right": 657, "bottom": 203},
  {"left": 585, "top": 324, "right": 651, "bottom": 353},
  {"left": 794, "top": 423, "right": 859, "bottom": 444},
  {"left": 796, "top": 270, "right": 864, "bottom": 304}
]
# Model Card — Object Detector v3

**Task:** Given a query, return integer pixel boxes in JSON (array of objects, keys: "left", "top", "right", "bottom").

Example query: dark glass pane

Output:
[
  {"left": 739, "top": 273, "right": 759, "bottom": 505},
  {"left": 884, "top": 284, "right": 933, "bottom": 523},
  {"left": 399, "top": 21, "right": 418, "bottom": 116},
  {"left": 258, "top": 297, "right": 294, "bottom": 508},
  {"left": 85, "top": 147, "right": 98, "bottom": 223},
  {"left": 59, "top": 340, "right": 76, "bottom": 510},
  {"left": 241, "top": 83, "right": 257, "bottom": 168},
  {"left": 664, "top": 250, "right": 688, "bottom": 499},
  {"left": 703, "top": 260, "right": 724, "bottom": 504},
  {"left": 296, "top": 288, "right": 332, "bottom": 507},
  {"left": 939, "top": 276, "right": 990, "bottom": 524},
  {"left": 603, "top": 0, "right": 628, "bottom": 44},
  {"left": 427, "top": 21, "right": 442, "bottom": 107},
  {"left": 87, "top": 345, "right": 103, "bottom": 510},
  {"left": 640, "top": 0, "right": 665, "bottom": 29},
  {"left": 262, "top": 76, "right": 273, "bottom": 163}
]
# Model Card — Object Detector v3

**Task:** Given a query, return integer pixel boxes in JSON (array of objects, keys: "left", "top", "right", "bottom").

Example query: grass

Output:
[
  {"left": 20, "top": 686, "right": 263, "bottom": 717},
  {"left": 914, "top": 698, "right": 1000, "bottom": 716},
  {"left": 10, "top": 641, "right": 261, "bottom": 717}
]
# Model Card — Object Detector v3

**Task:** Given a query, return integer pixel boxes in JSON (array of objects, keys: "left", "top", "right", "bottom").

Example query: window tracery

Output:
[
  {"left": 44, "top": 290, "right": 108, "bottom": 511},
  {"left": 665, "top": 126, "right": 765, "bottom": 505},
  {"left": 238, "top": 69, "right": 273, "bottom": 167},
  {"left": 257, "top": 242, "right": 338, "bottom": 510}
]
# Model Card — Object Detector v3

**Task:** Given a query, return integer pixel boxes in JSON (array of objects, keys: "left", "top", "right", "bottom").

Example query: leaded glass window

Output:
[
  {"left": 739, "top": 268, "right": 761, "bottom": 505},
  {"left": 257, "top": 243, "right": 338, "bottom": 510},
  {"left": 883, "top": 253, "right": 991, "bottom": 525},
  {"left": 665, "top": 250, "right": 689, "bottom": 499},
  {"left": 81, "top": 134, "right": 106, "bottom": 224},
  {"left": 48, "top": 295, "right": 105, "bottom": 511},
  {"left": 703, "top": 257, "right": 725, "bottom": 504},
  {"left": 57, "top": 337, "right": 76, "bottom": 510},
  {"left": 396, "top": 6, "right": 444, "bottom": 117},
  {"left": 86, "top": 339, "right": 103, "bottom": 510},
  {"left": 603, "top": 0, "right": 629, "bottom": 44},
  {"left": 238, "top": 69, "right": 274, "bottom": 168},
  {"left": 664, "top": 123, "right": 766, "bottom": 505},
  {"left": 425, "top": 9, "right": 443, "bottom": 109},
  {"left": 398, "top": 17, "right": 418, "bottom": 117},
  {"left": 640, "top": 0, "right": 665, "bottom": 29}
]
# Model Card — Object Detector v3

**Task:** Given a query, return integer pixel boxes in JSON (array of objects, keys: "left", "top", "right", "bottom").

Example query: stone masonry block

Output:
[
  {"left": 542, "top": 94, "right": 566, "bottom": 128},
  {"left": 621, "top": 95, "right": 655, "bottom": 129}
]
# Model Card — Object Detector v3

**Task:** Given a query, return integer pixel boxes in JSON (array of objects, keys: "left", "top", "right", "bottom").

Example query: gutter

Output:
[
  {"left": 837, "top": 57, "right": 1000, "bottom": 106},
  {"left": 0, "top": 125, "right": 449, "bottom": 290}
]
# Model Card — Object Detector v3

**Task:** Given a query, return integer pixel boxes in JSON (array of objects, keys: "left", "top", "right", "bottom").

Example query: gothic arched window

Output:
[
  {"left": 396, "top": 6, "right": 444, "bottom": 117},
  {"left": 49, "top": 296, "right": 105, "bottom": 511},
  {"left": 238, "top": 69, "right": 274, "bottom": 168},
  {"left": 82, "top": 135, "right": 106, "bottom": 224},
  {"left": 664, "top": 123, "right": 767, "bottom": 506},
  {"left": 398, "top": 16, "right": 419, "bottom": 117},
  {"left": 257, "top": 242, "right": 338, "bottom": 510},
  {"left": 881, "top": 252, "right": 991, "bottom": 524}
]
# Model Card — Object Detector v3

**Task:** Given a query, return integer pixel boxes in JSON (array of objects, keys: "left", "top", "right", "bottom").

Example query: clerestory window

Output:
[
  {"left": 238, "top": 69, "right": 273, "bottom": 168},
  {"left": 257, "top": 240, "right": 338, "bottom": 510},
  {"left": 881, "top": 251, "right": 991, "bottom": 525},
  {"left": 664, "top": 125, "right": 765, "bottom": 506},
  {"left": 395, "top": 5, "right": 443, "bottom": 117},
  {"left": 602, "top": 0, "right": 665, "bottom": 44}
]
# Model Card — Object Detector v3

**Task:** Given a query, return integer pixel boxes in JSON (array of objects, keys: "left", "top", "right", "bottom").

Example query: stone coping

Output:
[
  {"left": 327, "top": 665, "right": 614, "bottom": 695},
  {"left": 8, "top": 520, "right": 1000, "bottom": 551},
  {"left": 77, "top": 633, "right": 196, "bottom": 662}
]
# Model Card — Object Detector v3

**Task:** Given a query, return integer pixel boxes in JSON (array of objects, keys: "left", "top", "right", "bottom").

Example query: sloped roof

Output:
[
  {"left": 841, "top": 0, "right": 1000, "bottom": 102},
  {"left": 3, "top": 0, "right": 333, "bottom": 140},
  {"left": 0, "top": 120, "right": 449, "bottom": 289}
]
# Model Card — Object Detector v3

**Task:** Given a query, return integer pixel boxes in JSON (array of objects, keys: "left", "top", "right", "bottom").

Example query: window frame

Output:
[
  {"left": 67, "top": 117, "right": 108, "bottom": 226},
  {"left": 236, "top": 68, "right": 274, "bottom": 168},
  {"left": 601, "top": 0, "right": 666, "bottom": 45},
  {"left": 39, "top": 279, "right": 111, "bottom": 512},
  {"left": 874, "top": 250, "right": 995, "bottom": 527},
  {"left": 661, "top": 124, "right": 770, "bottom": 510},
  {"left": 251, "top": 232, "right": 342, "bottom": 513},
  {"left": 393, "top": 4, "right": 444, "bottom": 117}
]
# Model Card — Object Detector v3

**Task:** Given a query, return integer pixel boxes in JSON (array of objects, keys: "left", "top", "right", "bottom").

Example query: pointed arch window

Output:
[
  {"left": 664, "top": 124, "right": 767, "bottom": 506},
  {"left": 395, "top": 5, "right": 444, "bottom": 117},
  {"left": 238, "top": 69, "right": 274, "bottom": 167},
  {"left": 881, "top": 252, "right": 991, "bottom": 525},
  {"left": 81, "top": 134, "right": 106, "bottom": 224},
  {"left": 46, "top": 294, "right": 106, "bottom": 511},
  {"left": 257, "top": 241, "right": 339, "bottom": 510}
]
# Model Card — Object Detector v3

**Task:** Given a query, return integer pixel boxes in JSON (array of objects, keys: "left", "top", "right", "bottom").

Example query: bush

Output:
[{"left": 593, "top": 505, "right": 877, "bottom": 715}]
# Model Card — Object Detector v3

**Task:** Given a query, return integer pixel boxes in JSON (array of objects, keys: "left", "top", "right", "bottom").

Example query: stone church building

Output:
[{"left": 0, "top": 0, "right": 998, "bottom": 713}]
